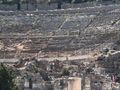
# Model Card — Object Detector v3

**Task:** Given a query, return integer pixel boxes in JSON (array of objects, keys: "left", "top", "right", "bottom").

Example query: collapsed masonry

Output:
[
  {"left": 96, "top": 49, "right": 120, "bottom": 73},
  {"left": 1, "top": 3, "right": 120, "bottom": 90},
  {"left": 8, "top": 49, "right": 120, "bottom": 90}
]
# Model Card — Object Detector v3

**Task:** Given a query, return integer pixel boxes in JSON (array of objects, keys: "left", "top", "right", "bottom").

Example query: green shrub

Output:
[{"left": 0, "top": 63, "right": 17, "bottom": 90}]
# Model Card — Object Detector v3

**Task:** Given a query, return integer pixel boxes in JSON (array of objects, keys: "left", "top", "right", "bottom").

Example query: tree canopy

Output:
[
  {"left": 0, "top": 63, "right": 17, "bottom": 90},
  {"left": 0, "top": 0, "right": 108, "bottom": 4}
]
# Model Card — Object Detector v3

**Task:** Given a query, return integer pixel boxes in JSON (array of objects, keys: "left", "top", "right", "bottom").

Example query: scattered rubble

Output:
[{"left": 1, "top": 3, "right": 120, "bottom": 90}]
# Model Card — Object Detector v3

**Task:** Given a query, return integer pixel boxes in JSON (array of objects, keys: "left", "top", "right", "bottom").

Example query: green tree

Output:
[
  {"left": 0, "top": 63, "right": 17, "bottom": 90},
  {"left": 17, "top": 0, "right": 21, "bottom": 10},
  {"left": 2, "top": 0, "right": 7, "bottom": 4}
]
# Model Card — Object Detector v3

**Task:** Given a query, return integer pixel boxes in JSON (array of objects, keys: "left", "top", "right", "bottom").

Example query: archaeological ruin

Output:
[{"left": 1, "top": 1, "right": 120, "bottom": 90}]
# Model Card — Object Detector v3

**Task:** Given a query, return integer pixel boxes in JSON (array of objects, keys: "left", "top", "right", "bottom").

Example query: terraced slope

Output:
[{"left": 0, "top": 4, "right": 120, "bottom": 58}]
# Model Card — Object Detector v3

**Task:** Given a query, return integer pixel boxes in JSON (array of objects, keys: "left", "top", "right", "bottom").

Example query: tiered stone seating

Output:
[{"left": 0, "top": 4, "right": 120, "bottom": 58}]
